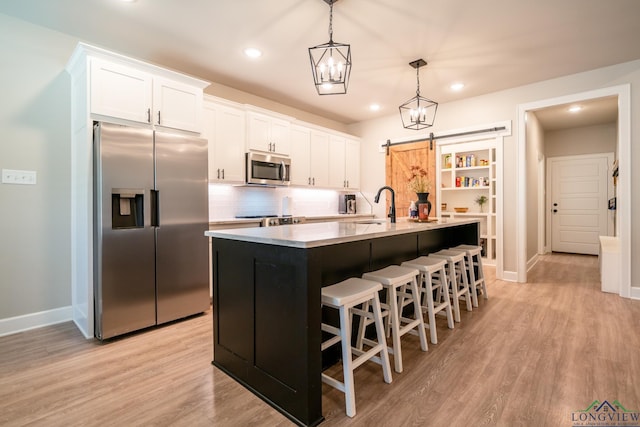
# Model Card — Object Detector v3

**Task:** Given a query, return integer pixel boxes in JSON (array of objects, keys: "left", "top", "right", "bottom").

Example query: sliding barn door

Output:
[{"left": 385, "top": 140, "right": 436, "bottom": 219}]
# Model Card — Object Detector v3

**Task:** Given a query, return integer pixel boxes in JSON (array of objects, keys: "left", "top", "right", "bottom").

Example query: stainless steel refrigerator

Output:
[{"left": 93, "top": 122, "right": 209, "bottom": 340}]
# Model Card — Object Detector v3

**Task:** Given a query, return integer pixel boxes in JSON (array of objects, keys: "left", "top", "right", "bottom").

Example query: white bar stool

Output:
[
  {"left": 360, "top": 265, "right": 428, "bottom": 373},
  {"left": 321, "top": 277, "right": 392, "bottom": 418},
  {"left": 401, "top": 256, "right": 455, "bottom": 344},
  {"left": 429, "top": 250, "right": 473, "bottom": 322},
  {"left": 452, "top": 244, "right": 488, "bottom": 302}
]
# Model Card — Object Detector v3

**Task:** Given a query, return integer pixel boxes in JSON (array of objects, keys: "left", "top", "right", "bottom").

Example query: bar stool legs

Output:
[
  {"left": 453, "top": 244, "right": 488, "bottom": 302},
  {"left": 401, "top": 256, "right": 454, "bottom": 344},
  {"left": 360, "top": 265, "right": 428, "bottom": 373},
  {"left": 321, "top": 277, "right": 392, "bottom": 417},
  {"left": 430, "top": 250, "right": 473, "bottom": 323}
]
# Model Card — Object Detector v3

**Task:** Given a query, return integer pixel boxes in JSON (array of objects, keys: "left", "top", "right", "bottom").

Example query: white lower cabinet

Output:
[{"left": 203, "top": 99, "right": 245, "bottom": 183}]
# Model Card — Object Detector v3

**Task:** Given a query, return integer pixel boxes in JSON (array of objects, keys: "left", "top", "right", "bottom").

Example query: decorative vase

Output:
[{"left": 416, "top": 192, "right": 432, "bottom": 220}]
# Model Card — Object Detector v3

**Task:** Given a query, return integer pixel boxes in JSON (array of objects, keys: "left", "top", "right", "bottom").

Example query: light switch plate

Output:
[{"left": 2, "top": 169, "right": 37, "bottom": 185}]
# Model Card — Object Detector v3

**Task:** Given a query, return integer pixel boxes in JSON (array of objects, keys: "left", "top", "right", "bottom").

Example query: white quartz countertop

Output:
[{"left": 205, "top": 217, "right": 480, "bottom": 249}]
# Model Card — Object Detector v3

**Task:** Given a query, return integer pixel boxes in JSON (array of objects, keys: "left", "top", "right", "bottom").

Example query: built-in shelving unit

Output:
[{"left": 437, "top": 138, "right": 498, "bottom": 264}]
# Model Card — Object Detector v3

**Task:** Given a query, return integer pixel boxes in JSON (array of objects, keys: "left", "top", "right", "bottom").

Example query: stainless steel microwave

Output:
[{"left": 246, "top": 152, "right": 291, "bottom": 186}]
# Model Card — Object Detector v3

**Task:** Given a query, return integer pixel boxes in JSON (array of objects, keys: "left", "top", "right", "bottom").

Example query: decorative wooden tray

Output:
[{"left": 407, "top": 218, "right": 439, "bottom": 223}]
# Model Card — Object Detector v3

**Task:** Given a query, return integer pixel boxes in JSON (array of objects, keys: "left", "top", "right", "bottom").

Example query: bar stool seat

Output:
[
  {"left": 321, "top": 277, "right": 392, "bottom": 418},
  {"left": 360, "top": 265, "right": 428, "bottom": 373},
  {"left": 429, "top": 250, "right": 473, "bottom": 322},
  {"left": 401, "top": 256, "right": 455, "bottom": 344},
  {"left": 452, "top": 244, "right": 488, "bottom": 302}
]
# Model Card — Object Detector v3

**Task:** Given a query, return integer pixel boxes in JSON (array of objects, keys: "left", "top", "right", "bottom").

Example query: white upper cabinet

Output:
[
  {"left": 153, "top": 77, "right": 203, "bottom": 133},
  {"left": 72, "top": 43, "right": 209, "bottom": 133},
  {"left": 310, "top": 131, "right": 330, "bottom": 187},
  {"left": 247, "top": 111, "right": 291, "bottom": 155},
  {"left": 344, "top": 138, "right": 360, "bottom": 190},
  {"left": 328, "top": 136, "right": 360, "bottom": 190},
  {"left": 90, "top": 59, "right": 153, "bottom": 124},
  {"left": 202, "top": 99, "right": 246, "bottom": 183},
  {"left": 289, "top": 125, "right": 311, "bottom": 186},
  {"left": 328, "top": 136, "right": 346, "bottom": 189},
  {"left": 290, "top": 126, "right": 330, "bottom": 187}
]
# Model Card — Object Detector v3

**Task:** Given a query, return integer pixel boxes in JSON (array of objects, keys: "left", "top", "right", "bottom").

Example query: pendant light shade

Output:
[
  {"left": 399, "top": 59, "right": 438, "bottom": 130},
  {"left": 308, "top": 0, "right": 352, "bottom": 95}
]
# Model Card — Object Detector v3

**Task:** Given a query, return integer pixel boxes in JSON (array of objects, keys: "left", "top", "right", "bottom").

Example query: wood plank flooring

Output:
[{"left": 1, "top": 253, "right": 639, "bottom": 426}]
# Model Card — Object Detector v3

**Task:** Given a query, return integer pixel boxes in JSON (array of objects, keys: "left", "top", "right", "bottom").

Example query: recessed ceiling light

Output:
[
  {"left": 568, "top": 105, "right": 582, "bottom": 113},
  {"left": 243, "top": 48, "right": 262, "bottom": 59},
  {"left": 369, "top": 104, "right": 380, "bottom": 111},
  {"left": 450, "top": 82, "right": 465, "bottom": 91}
]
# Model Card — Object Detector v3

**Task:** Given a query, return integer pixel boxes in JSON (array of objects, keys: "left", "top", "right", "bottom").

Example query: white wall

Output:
[
  {"left": 350, "top": 59, "right": 640, "bottom": 282},
  {"left": 545, "top": 123, "right": 617, "bottom": 157},
  {"left": 526, "top": 112, "right": 544, "bottom": 263}
]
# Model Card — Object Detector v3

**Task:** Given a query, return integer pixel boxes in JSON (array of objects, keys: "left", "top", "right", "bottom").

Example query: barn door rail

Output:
[{"left": 384, "top": 126, "right": 506, "bottom": 155}]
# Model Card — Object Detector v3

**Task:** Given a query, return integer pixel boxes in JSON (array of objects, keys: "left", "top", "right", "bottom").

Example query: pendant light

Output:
[
  {"left": 308, "top": 0, "right": 352, "bottom": 95},
  {"left": 399, "top": 59, "right": 438, "bottom": 130}
]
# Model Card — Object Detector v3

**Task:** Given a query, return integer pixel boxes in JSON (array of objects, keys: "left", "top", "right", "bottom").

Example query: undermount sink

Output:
[{"left": 354, "top": 219, "right": 386, "bottom": 225}]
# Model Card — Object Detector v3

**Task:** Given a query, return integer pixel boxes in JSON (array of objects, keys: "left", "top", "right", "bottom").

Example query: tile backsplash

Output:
[{"left": 208, "top": 184, "right": 371, "bottom": 220}]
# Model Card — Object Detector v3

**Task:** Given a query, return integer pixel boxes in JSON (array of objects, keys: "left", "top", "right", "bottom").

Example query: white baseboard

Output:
[
  {"left": 630, "top": 286, "right": 640, "bottom": 300},
  {"left": 501, "top": 270, "right": 518, "bottom": 282},
  {"left": 0, "top": 306, "right": 72, "bottom": 338},
  {"left": 527, "top": 253, "right": 540, "bottom": 272}
]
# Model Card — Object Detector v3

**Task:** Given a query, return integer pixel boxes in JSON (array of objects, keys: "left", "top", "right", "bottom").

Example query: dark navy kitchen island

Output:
[{"left": 205, "top": 218, "right": 480, "bottom": 426}]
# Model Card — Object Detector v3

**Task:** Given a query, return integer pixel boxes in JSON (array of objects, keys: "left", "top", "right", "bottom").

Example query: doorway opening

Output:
[{"left": 516, "top": 85, "right": 631, "bottom": 298}]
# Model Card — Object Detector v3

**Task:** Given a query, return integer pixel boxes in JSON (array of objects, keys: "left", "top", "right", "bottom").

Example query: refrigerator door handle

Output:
[{"left": 151, "top": 189, "right": 160, "bottom": 227}]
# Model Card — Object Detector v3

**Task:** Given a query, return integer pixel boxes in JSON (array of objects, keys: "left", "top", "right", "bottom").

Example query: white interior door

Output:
[{"left": 548, "top": 154, "right": 612, "bottom": 255}]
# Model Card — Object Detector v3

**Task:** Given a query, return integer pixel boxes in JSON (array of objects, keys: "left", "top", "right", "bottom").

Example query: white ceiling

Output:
[{"left": 1, "top": 0, "right": 639, "bottom": 126}]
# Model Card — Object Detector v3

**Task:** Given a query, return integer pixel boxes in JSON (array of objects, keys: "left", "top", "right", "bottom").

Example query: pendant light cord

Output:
[{"left": 328, "top": 1, "right": 334, "bottom": 42}]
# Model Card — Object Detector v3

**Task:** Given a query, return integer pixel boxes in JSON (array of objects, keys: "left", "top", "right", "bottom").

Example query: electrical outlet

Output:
[{"left": 1, "top": 169, "right": 37, "bottom": 185}]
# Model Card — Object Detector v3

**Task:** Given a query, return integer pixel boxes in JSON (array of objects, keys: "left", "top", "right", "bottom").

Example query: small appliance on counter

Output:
[
  {"left": 339, "top": 194, "right": 357, "bottom": 214},
  {"left": 261, "top": 216, "right": 306, "bottom": 227}
]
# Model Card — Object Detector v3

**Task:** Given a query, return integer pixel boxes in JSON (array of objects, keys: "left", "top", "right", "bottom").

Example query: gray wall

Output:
[{"left": 0, "top": 14, "right": 76, "bottom": 319}]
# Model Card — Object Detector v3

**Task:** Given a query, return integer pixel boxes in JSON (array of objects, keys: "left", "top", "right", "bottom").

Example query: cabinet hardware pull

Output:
[
  {"left": 147, "top": 108, "right": 151, "bottom": 123},
  {"left": 222, "top": 169, "right": 225, "bottom": 179},
  {"left": 217, "top": 169, "right": 220, "bottom": 179},
  {"left": 308, "top": 177, "right": 311, "bottom": 185},
  {"left": 157, "top": 111, "right": 161, "bottom": 125},
  {"left": 312, "top": 177, "right": 315, "bottom": 186}
]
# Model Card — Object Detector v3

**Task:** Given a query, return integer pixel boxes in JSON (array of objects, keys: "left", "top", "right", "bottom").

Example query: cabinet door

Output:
[
  {"left": 90, "top": 58, "right": 152, "bottom": 123},
  {"left": 247, "top": 112, "right": 290, "bottom": 155},
  {"left": 153, "top": 77, "right": 202, "bottom": 133},
  {"left": 290, "top": 126, "right": 311, "bottom": 186},
  {"left": 247, "top": 113, "right": 271, "bottom": 152},
  {"left": 270, "top": 118, "right": 290, "bottom": 155},
  {"left": 328, "top": 136, "right": 346, "bottom": 189},
  {"left": 344, "top": 138, "right": 360, "bottom": 190},
  {"left": 310, "top": 131, "right": 330, "bottom": 187},
  {"left": 215, "top": 106, "right": 245, "bottom": 183},
  {"left": 202, "top": 104, "right": 218, "bottom": 181},
  {"left": 203, "top": 102, "right": 245, "bottom": 183}
]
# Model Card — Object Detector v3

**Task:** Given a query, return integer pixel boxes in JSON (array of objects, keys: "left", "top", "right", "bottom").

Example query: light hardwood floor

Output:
[{"left": 1, "top": 253, "right": 639, "bottom": 426}]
